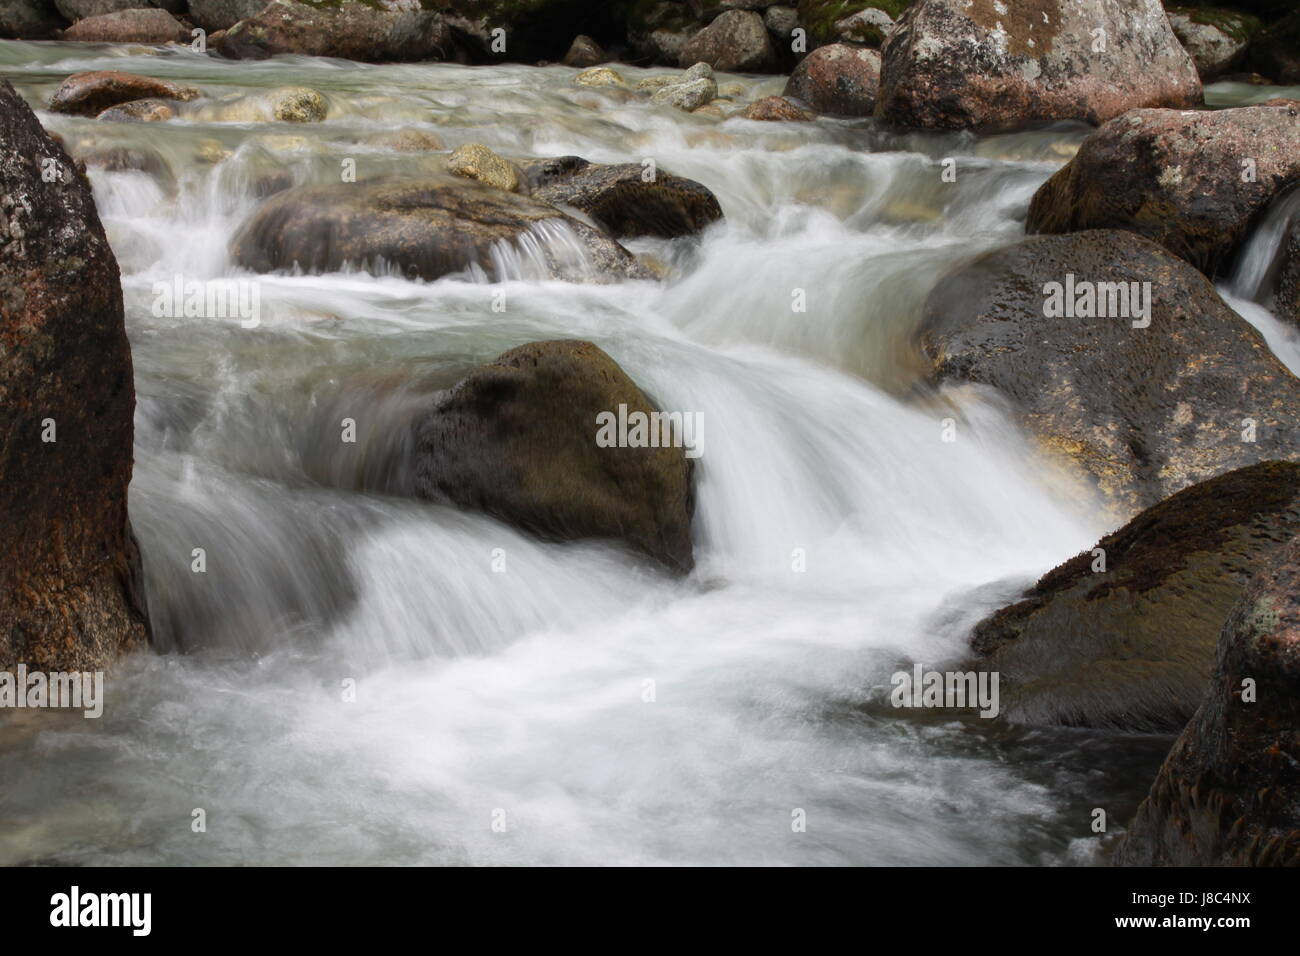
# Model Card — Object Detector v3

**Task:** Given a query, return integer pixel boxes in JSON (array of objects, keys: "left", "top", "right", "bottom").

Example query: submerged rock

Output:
[
  {"left": 574, "top": 66, "right": 627, "bottom": 88},
  {"left": 919, "top": 230, "right": 1300, "bottom": 519},
  {"left": 446, "top": 143, "right": 520, "bottom": 193},
  {"left": 216, "top": 0, "right": 452, "bottom": 62},
  {"left": 97, "top": 97, "right": 178, "bottom": 122},
  {"left": 972, "top": 462, "right": 1300, "bottom": 732},
  {"left": 48, "top": 70, "right": 201, "bottom": 117},
  {"left": 520, "top": 156, "right": 723, "bottom": 239},
  {"left": 62, "top": 7, "right": 189, "bottom": 43},
  {"left": 679, "top": 8, "right": 775, "bottom": 72},
  {"left": 413, "top": 340, "right": 696, "bottom": 572},
  {"left": 783, "top": 43, "right": 880, "bottom": 117},
  {"left": 1028, "top": 103, "right": 1300, "bottom": 277},
  {"left": 875, "top": 0, "right": 1202, "bottom": 131},
  {"left": 0, "top": 79, "right": 150, "bottom": 671},
  {"left": 230, "top": 178, "right": 652, "bottom": 282},
  {"left": 1116, "top": 533, "right": 1300, "bottom": 866}
]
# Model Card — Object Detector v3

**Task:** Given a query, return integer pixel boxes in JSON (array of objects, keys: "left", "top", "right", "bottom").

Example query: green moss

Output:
[
  {"left": 1169, "top": 6, "right": 1263, "bottom": 44},
  {"left": 797, "top": 0, "right": 912, "bottom": 46}
]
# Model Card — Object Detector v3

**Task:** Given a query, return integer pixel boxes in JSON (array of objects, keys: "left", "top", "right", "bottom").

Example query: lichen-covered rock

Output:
[
  {"left": 0, "top": 79, "right": 150, "bottom": 671},
  {"left": 920, "top": 230, "right": 1300, "bottom": 520},
  {"left": 1027, "top": 102, "right": 1300, "bottom": 276},
  {"left": 782, "top": 42, "right": 879, "bottom": 116},
  {"left": 230, "top": 177, "right": 652, "bottom": 282},
  {"left": 1167, "top": 6, "right": 1260, "bottom": 80},
  {"left": 48, "top": 70, "right": 201, "bottom": 117},
  {"left": 520, "top": 155, "right": 723, "bottom": 238},
  {"left": 446, "top": 143, "right": 520, "bottom": 192},
  {"left": 679, "top": 8, "right": 775, "bottom": 71},
  {"left": 574, "top": 66, "right": 626, "bottom": 88},
  {"left": 1115, "top": 533, "right": 1300, "bottom": 866},
  {"left": 651, "top": 72, "right": 717, "bottom": 110},
  {"left": 972, "top": 462, "right": 1300, "bottom": 732},
  {"left": 875, "top": 0, "right": 1202, "bottom": 132},
  {"left": 62, "top": 7, "right": 189, "bottom": 42},
  {"left": 216, "top": 0, "right": 452, "bottom": 62},
  {"left": 413, "top": 340, "right": 695, "bottom": 572},
  {"left": 740, "top": 95, "right": 812, "bottom": 121},
  {"left": 0, "top": 0, "right": 66, "bottom": 39},
  {"left": 834, "top": 6, "right": 893, "bottom": 45}
]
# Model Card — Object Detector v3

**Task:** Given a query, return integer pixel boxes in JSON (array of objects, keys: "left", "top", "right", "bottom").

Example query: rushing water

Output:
[{"left": 2, "top": 41, "right": 1295, "bottom": 865}]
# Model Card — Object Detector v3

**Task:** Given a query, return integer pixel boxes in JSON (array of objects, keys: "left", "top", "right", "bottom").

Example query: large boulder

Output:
[
  {"left": 48, "top": 71, "right": 201, "bottom": 117},
  {"left": 1245, "top": 10, "right": 1300, "bottom": 85},
  {"left": 187, "top": 0, "right": 270, "bottom": 31},
  {"left": 875, "top": 0, "right": 1202, "bottom": 132},
  {"left": 679, "top": 8, "right": 775, "bottom": 71},
  {"left": 62, "top": 7, "right": 190, "bottom": 42},
  {"left": 1167, "top": 6, "right": 1260, "bottom": 80},
  {"left": 782, "top": 43, "right": 880, "bottom": 117},
  {"left": 230, "top": 178, "right": 652, "bottom": 282},
  {"left": 520, "top": 156, "right": 723, "bottom": 239},
  {"left": 972, "top": 462, "right": 1300, "bottom": 732},
  {"left": 1115, "top": 534, "right": 1300, "bottom": 866},
  {"left": 216, "top": 0, "right": 452, "bottom": 62},
  {"left": 413, "top": 340, "right": 696, "bottom": 572},
  {"left": 1027, "top": 102, "right": 1300, "bottom": 276},
  {"left": 54, "top": 0, "right": 164, "bottom": 19},
  {"left": 0, "top": 80, "right": 150, "bottom": 671},
  {"left": 0, "top": 0, "right": 66, "bottom": 39},
  {"left": 920, "top": 230, "right": 1300, "bottom": 520}
]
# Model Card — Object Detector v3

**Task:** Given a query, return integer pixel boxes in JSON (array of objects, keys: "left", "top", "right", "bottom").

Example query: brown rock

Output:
[
  {"left": 562, "top": 34, "right": 606, "bottom": 67},
  {"left": 48, "top": 70, "right": 200, "bottom": 117},
  {"left": 740, "top": 95, "right": 811, "bottom": 122},
  {"left": 783, "top": 43, "right": 879, "bottom": 117},
  {"left": 62, "top": 7, "right": 189, "bottom": 43},
  {"left": 97, "top": 97, "right": 177, "bottom": 122},
  {"left": 0, "top": 79, "right": 150, "bottom": 672},
  {"left": 216, "top": 0, "right": 452, "bottom": 62}
]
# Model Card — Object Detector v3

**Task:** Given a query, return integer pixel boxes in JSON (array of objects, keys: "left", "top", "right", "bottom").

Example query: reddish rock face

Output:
[
  {"left": 875, "top": 0, "right": 1202, "bottom": 132},
  {"left": 48, "top": 70, "right": 201, "bottom": 117},
  {"left": 0, "top": 79, "right": 150, "bottom": 671},
  {"left": 62, "top": 8, "right": 190, "bottom": 44},
  {"left": 782, "top": 43, "right": 880, "bottom": 117},
  {"left": 216, "top": 0, "right": 453, "bottom": 62},
  {"left": 1116, "top": 535, "right": 1300, "bottom": 866},
  {"left": 1028, "top": 102, "right": 1300, "bottom": 276}
]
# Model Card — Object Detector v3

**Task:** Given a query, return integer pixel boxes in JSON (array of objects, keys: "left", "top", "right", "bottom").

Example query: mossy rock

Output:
[
  {"left": 971, "top": 462, "right": 1300, "bottom": 732},
  {"left": 1167, "top": 5, "right": 1262, "bottom": 44},
  {"left": 797, "top": 0, "right": 910, "bottom": 46}
]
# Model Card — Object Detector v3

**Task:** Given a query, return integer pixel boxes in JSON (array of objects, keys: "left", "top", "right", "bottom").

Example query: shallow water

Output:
[{"left": 0, "top": 44, "right": 1290, "bottom": 865}]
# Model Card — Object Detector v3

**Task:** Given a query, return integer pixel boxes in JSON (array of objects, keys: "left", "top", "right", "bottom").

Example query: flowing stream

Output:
[{"left": 2, "top": 42, "right": 1295, "bottom": 866}]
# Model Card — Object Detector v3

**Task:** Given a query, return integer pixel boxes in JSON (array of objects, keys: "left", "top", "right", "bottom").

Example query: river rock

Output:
[
  {"left": 54, "top": 0, "right": 154, "bottom": 19},
  {"left": 783, "top": 43, "right": 879, "bottom": 117},
  {"left": 740, "top": 95, "right": 812, "bottom": 122},
  {"left": 446, "top": 143, "right": 520, "bottom": 193},
  {"left": 0, "top": 80, "right": 150, "bottom": 671},
  {"left": 651, "top": 71, "right": 718, "bottom": 110},
  {"left": 875, "top": 0, "right": 1202, "bottom": 132},
  {"left": 63, "top": 8, "right": 189, "bottom": 43},
  {"left": 49, "top": 70, "right": 201, "bottom": 117},
  {"left": 628, "top": 0, "right": 701, "bottom": 65},
  {"left": 1027, "top": 102, "right": 1300, "bottom": 277},
  {"left": 562, "top": 34, "right": 607, "bottom": 67},
  {"left": 1245, "top": 10, "right": 1300, "bottom": 85},
  {"left": 520, "top": 156, "right": 723, "bottom": 239},
  {"left": 1168, "top": 7, "right": 1260, "bottom": 80},
  {"left": 1115, "top": 533, "right": 1300, "bottom": 866},
  {"left": 0, "top": 0, "right": 66, "bottom": 39},
  {"left": 972, "top": 462, "right": 1300, "bottom": 732},
  {"left": 97, "top": 97, "right": 178, "bottom": 122},
  {"left": 187, "top": 0, "right": 268, "bottom": 32},
  {"left": 231, "top": 178, "right": 652, "bottom": 282},
  {"left": 413, "top": 340, "right": 695, "bottom": 572},
  {"left": 679, "top": 9, "right": 775, "bottom": 71},
  {"left": 216, "top": 0, "right": 452, "bottom": 62},
  {"left": 834, "top": 6, "right": 893, "bottom": 46},
  {"left": 574, "top": 66, "right": 626, "bottom": 88},
  {"left": 920, "top": 230, "right": 1300, "bottom": 520}
]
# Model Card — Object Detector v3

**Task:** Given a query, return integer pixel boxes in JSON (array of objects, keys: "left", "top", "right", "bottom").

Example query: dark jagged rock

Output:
[
  {"left": 0, "top": 79, "right": 150, "bottom": 671},
  {"left": 216, "top": 0, "right": 452, "bottom": 62},
  {"left": 63, "top": 8, "right": 190, "bottom": 43},
  {"left": 0, "top": 0, "right": 66, "bottom": 39},
  {"left": 782, "top": 42, "right": 880, "bottom": 117},
  {"left": 519, "top": 156, "right": 723, "bottom": 239},
  {"left": 413, "top": 340, "right": 695, "bottom": 572},
  {"left": 48, "top": 70, "right": 201, "bottom": 117},
  {"left": 920, "top": 230, "right": 1300, "bottom": 519},
  {"left": 875, "top": 0, "right": 1201, "bottom": 132},
  {"left": 230, "top": 177, "right": 653, "bottom": 282},
  {"left": 562, "top": 33, "right": 607, "bottom": 67},
  {"left": 1028, "top": 102, "right": 1300, "bottom": 277},
  {"left": 1245, "top": 9, "right": 1300, "bottom": 85},
  {"left": 1115, "top": 533, "right": 1300, "bottom": 866},
  {"left": 972, "top": 462, "right": 1300, "bottom": 732}
]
